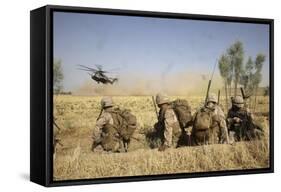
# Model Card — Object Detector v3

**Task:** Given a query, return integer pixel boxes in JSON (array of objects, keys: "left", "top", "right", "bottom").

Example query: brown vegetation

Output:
[{"left": 53, "top": 95, "right": 269, "bottom": 181}]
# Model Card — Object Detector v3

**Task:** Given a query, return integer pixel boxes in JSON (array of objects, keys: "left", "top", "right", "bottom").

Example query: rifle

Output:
[
  {"left": 152, "top": 96, "right": 158, "bottom": 119},
  {"left": 240, "top": 87, "right": 251, "bottom": 100},
  {"left": 240, "top": 87, "right": 246, "bottom": 99},
  {"left": 240, "top": 87, "right": 252, "bottom": 109},
  {"left": 96, "top": 108, "right": 104, "bottom": 121},
  {"left": 204, "top": 80, "right": 212, "bottom": 105},
  {"left": 53, "top": 119, "right": 62, "bottom": 131},
  {"left": 204, "top": 59, "right": 217, "bottom": 105}
]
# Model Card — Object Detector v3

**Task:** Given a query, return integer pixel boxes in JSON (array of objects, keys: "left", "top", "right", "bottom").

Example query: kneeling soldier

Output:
[
  {"left": 227, "top": 96, "right": 263, "bottom": 142},
  {"left": 155, "top": 93, "right": 182, "bottom": 151},
  {"left": 192, "top": 93, "right": 229, "bottom": 145},
  {"left": 92, "top": 97, "right": 121, "bottom": 153}
]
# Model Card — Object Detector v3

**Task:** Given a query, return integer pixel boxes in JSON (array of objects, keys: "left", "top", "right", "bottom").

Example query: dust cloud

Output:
[{"left": 73, "top": 71, "right": 223, "bottom": 96}]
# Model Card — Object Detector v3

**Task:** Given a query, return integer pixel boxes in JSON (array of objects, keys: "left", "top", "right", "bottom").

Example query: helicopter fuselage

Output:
[
  {"left": 91, "top": 73, "right": 117, "bottom": 84},
  {"left": 78, "top": 64, "right": 118, "bottom": 84}
]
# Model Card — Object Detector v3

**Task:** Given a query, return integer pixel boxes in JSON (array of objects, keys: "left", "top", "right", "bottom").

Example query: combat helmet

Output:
[
  {"left": 232, "top": 95, "right": 244, "bottom": 108},
  {"left": 156, "top": 93, "right": 170, "bottom": 105},
  {"left": 101, "top": 96, "right": 113, "bottom": 108},
  {"left": 207, "top": 93, "right": 218, "bottom": 103}
]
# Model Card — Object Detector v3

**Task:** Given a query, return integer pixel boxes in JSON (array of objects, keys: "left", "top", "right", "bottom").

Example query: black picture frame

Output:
[{"left": 30, "top": 5, "right": 274, "bottom": 187}]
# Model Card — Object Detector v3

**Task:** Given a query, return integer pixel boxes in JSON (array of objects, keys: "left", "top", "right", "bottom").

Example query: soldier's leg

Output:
[
  {"left": 204, "top": 131, "right": 210, "bottom": 145},
  {"left": 246, "top": 129, "right": 264, "bottom": 140},
  {"left": 253, "top": 123, "right": 264, "bottom": 139},
  {"left": 228, "top": 131, "right": 236, "bottom": 144},
  {"left": 209, "top": 127, "right": 218, "bottom": 144},
  {"left": 158, "top": 126, "right": 173, "bottom": 151},
  {"left": 172, "top": 131, "right": 181, "bottom": 148},
  {"left": 115, "top": 139, "right": 127, "bottom": 153},
  {"left": 163, "top": 126, "right": 173, "bottom": 147},
  {"left": 254, "top": 129, "right": 264, "bottom": 139},
  {"left": 232, "top": 127, "right": 242, "bottom": 141},
  {"left": 219, "top": 119, "right": 229, "bottom": 144}
]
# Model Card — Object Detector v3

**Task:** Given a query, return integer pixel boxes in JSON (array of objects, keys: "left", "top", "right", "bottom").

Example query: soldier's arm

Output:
[
  {"left": 216, "top": 107, "right": 229, "bottom": 143},
  {"left": 218, "top": 117, "right": 229, "bottom": 143},
  {"left": 246, "top": 108, "right": 254, "bottom": 120},
  {"left": 93, "top": 113, "right": 109, "bottom": 141},
  {"left": 245, "top": 108, "right": 259, "bottom": 130},
  {"left": 163, "top": 110, "right": 178, "bottom": 147},
  {"left": 185, "top": 112, "right": 196, "bottom": 127},
  {"left": 226, "top": 110, "right": 235, "bottom": 125}
]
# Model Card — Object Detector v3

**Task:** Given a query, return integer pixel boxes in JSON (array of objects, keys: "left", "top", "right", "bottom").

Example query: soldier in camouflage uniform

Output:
[
  {"left": 155, "top": 93, "right": 182, "bottom": 151},
  {"left": 227, "top": 96, "right": 263, "bottom": 142},
  {"left": 92, "top": 97, "right": 121, "bottom": 153},
  {"left": 192, "top": 93, "right": 229, "bottom": 145}
]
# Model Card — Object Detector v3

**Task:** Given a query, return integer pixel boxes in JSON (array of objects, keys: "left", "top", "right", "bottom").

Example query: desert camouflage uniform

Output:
[
  {"left": 192, "top": 93, "right": 228, "bottom": 145},
  {"left": 158, "top": 107, "right": 181, "bottom": 147},
  {"left": 155, "top": 93, "right": 181, "bottom": 150},
  {"left": 208, "top": 105, "right": 228, "bottom": 144},
  {"left": 92, "top": 97, "right": 121, "bottom": 153},
  {"left": 227, "top": 104, "right": 263, "bottom": 141}
]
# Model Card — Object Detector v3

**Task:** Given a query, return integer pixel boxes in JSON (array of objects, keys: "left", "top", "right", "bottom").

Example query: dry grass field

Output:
[{"left": 53, "top": 95, "right": 270, "bottom": 181}]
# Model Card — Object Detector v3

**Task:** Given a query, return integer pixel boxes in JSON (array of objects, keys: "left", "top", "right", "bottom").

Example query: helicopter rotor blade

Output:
[
  {"left": 77, "top": 64, "right": 96, "bottom": 70},
  {"left": 95, "top": 64, "right": 103, "bottom": 70},
  {"left": 77, "top": 68, "right": 96, "bottom": 72},
  {"left": 77, "top": 65, "right": 98, "bottom": 72}
]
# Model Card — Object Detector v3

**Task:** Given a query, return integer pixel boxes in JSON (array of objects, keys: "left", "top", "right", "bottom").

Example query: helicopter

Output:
[{"left": 77, "top": 64, "right": 118, "bottom": 84}]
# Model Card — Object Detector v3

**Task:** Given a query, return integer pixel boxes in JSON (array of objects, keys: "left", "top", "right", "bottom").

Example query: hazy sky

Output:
[{"left": 53, "top": 11, "right": 270, "bottom": 94}]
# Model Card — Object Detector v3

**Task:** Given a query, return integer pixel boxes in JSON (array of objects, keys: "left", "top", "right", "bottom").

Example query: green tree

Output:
[
  {"left": 227, "top": 41, "right": 244, "bottom": 96},
  {"left": 54, "top": 59, "right": 64, "bottom": 94},
  {"left": 218, "top": 54, "right": 231, "bottom": 110},
  {"left": 253, "top": 54, "right": 265, "bottom": 111},
  {"left": 240, "top": 57, "right": 255, "bottom": 94}
]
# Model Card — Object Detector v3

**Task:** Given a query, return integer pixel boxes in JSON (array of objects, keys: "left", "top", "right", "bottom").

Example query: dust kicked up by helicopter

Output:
[{"left": 77, "top": 64, "right": 118, "bottom": 85}]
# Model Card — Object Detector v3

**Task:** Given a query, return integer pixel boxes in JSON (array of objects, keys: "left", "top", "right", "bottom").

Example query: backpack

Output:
[
  {"left": 111, "top": 108, "right": 137, "bottom": 141},
  {"left": 171, "top": 99, "right": 192, "bottom": 129},
  {"left": 193, "top": 108, "right": 212, "bottom": 131}
]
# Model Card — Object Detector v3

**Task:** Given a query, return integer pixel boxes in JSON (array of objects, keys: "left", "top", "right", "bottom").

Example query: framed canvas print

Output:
[{"left": 30, "top": 5, "right": 274, "bottom": 187}]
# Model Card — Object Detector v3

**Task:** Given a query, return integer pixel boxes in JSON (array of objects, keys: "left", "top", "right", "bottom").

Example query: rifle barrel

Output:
[
  {"left": 96, "top": 109, "right": 103, "bottom": 121},
  {"left": 204, "top": 80, "right": 211, "bottom": 104},
  {"left": 53, "top": 120, "right": 62, "bottom": 131},
  {"left": 152, "top": 96, "right": 158, "bottom": 119},
  {"left": 240, "top": 87, "right": 245, "bottom": 99},
  {"left": 204, "top": 59, "right": 217, "bottom": 105}
]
